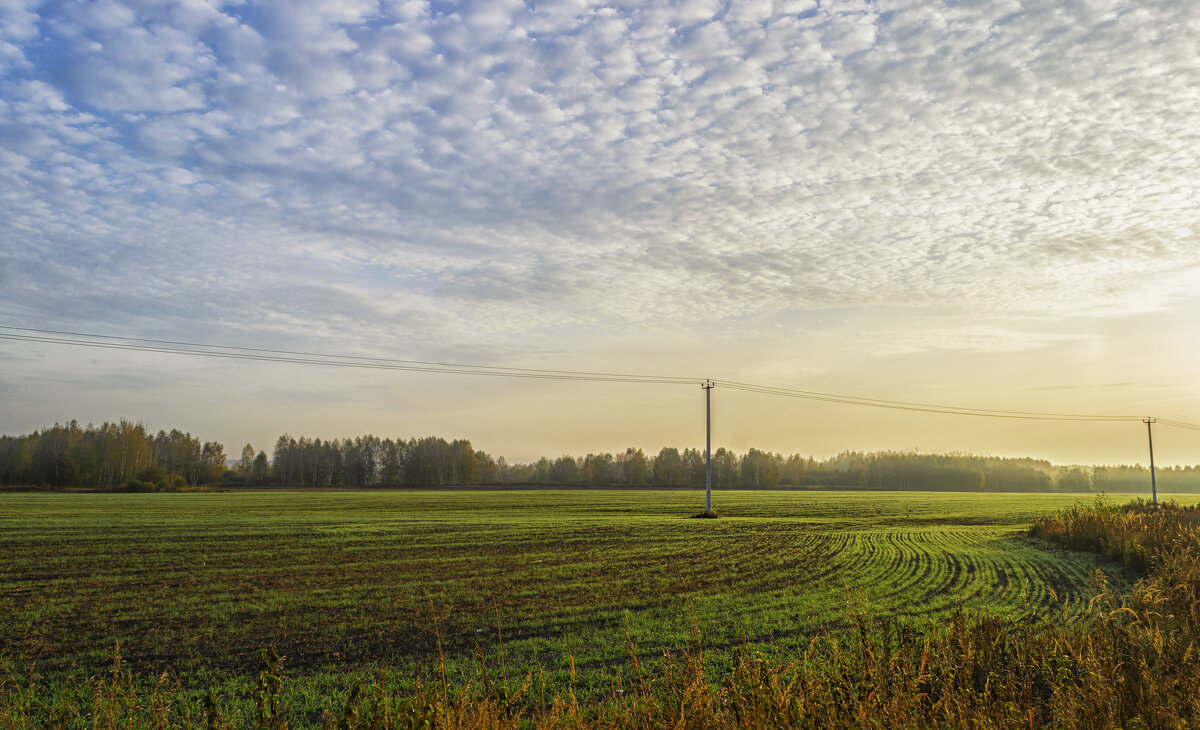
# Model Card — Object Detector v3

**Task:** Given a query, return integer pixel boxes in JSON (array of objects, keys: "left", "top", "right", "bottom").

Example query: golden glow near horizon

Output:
[
  {"left": 2, "top": 1, "right": 1199, "bottom": 467},
  {"left": 4, "top": 314, "right": 1199, "bottom": 467}
]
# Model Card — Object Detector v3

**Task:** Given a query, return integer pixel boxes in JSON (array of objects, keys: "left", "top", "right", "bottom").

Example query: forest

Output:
[
  {"left": 2, "top": 420, "right": 1197, "bottom": 492},
  {"left": 0, "top": 420, "right": 225, "bottom": 489}
]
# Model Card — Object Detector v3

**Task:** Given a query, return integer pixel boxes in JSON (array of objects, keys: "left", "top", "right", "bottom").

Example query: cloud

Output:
[{"left": 1, "top": 0, "right": 1199, "bottom": 363}]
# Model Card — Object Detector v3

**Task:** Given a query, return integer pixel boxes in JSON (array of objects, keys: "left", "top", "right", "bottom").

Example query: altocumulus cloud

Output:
[{"left": 1, "top": 0, "right": 1199, "bottom": 356}]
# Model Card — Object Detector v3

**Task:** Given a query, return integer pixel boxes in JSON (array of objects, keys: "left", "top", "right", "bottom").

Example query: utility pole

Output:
[
  {"left": 1144, "top": 418, "right": 1157, "bottom": 507},
  {"left": 703, "top": 380, "right": 714, "bottom": 514}
]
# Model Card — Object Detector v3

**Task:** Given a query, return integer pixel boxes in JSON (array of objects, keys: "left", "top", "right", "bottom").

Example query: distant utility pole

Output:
[
  {"left": 1144, "top": 418, "right": 1157, "bottom": 506},
  {"left": 703, "top": 380, "right": 714, "bottom": 513}
]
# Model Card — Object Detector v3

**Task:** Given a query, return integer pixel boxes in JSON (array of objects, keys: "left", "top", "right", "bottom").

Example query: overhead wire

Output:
[
  {"left": 0, "top": 332, "right": 695, "bottom": 385},
  {"left": 3, "top": 324, "right": 1200, "bottom": 430},
  {"left": 0, "top": 326, "right": 701, "bottom": 384},
  {"left": 714, "top": 380, "right": 1142, "bottom": 422},
  {"left": 0, "top": 325, "right": 702, "bottom": 381},
  {"left": 1157, "top": 419, "right": 1200, "bottom": 433}
]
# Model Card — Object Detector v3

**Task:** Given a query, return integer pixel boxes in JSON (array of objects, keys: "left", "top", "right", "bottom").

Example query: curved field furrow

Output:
[
  {"left": 716, "top": 525, "right": 1121, "bottom": 629},
  {"left": 875, "top": 544, "right": 924, "bottom": 600}
]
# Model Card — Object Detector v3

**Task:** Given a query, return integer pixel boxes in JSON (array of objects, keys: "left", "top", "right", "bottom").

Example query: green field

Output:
[{"left": 0, "top": 489, "right": 1180, "bottom": 718}]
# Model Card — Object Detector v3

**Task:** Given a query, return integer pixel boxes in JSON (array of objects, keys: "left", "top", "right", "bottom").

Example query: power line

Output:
[
  {"left": 1157, "top": 418, "right": 1200, "bottom": 433},
  {"left": 0, "top": 334, "right": 691, "bottom": 384},
  {"left": 0, "top": 328, "right": 699, "bottom": 385},
  {"left": 714, "top": 380, "right": 1141, "bottom": 422},
  {"left": 0, "top": 325, "right": 701, "bottom": 382},
  {"left": 4, "top": 324, "right": 1200, "bottom": 430}
]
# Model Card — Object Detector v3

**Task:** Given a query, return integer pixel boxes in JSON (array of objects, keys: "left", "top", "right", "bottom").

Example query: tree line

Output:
[
  {"left": 2, "top": 420, "right": 1197, "bottom": 493},
  {"left": 0, "top": 420, "right": 225, "bottom": 489}
]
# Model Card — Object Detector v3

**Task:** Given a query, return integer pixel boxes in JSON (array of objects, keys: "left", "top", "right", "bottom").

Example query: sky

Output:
[{"left": 2, "top": 0, "right": 1199, "bottom": 467}]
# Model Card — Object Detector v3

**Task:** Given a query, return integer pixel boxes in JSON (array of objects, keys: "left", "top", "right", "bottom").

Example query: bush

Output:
[{"left": 124, "top": 479, "right": 153, "bottom": 493}]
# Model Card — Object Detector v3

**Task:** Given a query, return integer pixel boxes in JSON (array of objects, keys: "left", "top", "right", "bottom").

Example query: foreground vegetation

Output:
[{"left": 3, "top": 490, "right": 1194, "bottom": 727}]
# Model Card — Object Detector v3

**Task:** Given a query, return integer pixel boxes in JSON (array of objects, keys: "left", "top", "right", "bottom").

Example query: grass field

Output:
[{"left": 0, "top": 489, "right": 1184, "bottom": 722}]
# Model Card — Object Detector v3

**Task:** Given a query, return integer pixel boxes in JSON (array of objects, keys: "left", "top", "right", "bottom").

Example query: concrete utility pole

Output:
[
  {"left": 1145, "top": 418, "right": 1157, "bottom": 506},
  {"left": 703, "top": 380, "right": 714, "bottom": 513}
]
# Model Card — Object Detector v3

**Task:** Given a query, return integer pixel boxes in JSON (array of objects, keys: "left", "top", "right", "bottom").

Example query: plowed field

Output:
[{"left": 1, "top": 489, "right": 1181, "bottom": 702}]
